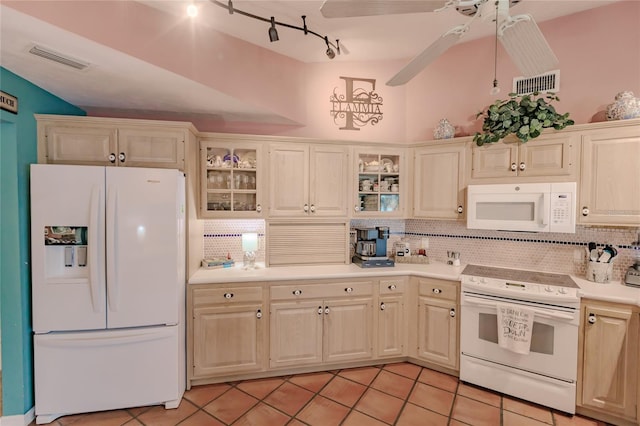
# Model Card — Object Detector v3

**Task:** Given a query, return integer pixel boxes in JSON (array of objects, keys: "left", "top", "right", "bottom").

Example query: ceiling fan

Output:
[{"left": 320, "top": 0, "right": 559, "bottom": 86}]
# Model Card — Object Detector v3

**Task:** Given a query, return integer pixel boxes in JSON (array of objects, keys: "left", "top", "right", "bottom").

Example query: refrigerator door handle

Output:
[
  {"left": 89, "top": 185, "right": 104, "bottom": 313},
  {"left": 106, "top": 185, "right": 119, "bottom": 312}
]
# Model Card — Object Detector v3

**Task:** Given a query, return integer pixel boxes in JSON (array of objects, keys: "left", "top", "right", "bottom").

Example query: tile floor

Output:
[{"left": 33, "top": 363, "right": 609, "bottom": 426}]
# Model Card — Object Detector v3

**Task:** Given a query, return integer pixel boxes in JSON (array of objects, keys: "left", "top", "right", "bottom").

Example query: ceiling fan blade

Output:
[
  {"left": 498, "top": 14, "right": 559, "bottom": 77},
  {"left": 320, "top": 0, "right": 448, "bottom": 18},
  {"left": 386, "top": 24, "right": 468, "bottom": 86}
]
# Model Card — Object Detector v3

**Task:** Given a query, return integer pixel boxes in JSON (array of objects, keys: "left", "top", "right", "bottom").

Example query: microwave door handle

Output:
[{"left": 541, "top": 193, "right": 550, "bottom": 226}]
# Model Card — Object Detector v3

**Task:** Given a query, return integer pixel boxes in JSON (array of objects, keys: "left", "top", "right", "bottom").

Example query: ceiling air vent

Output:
[
  {"left": 512, "top": 70, "right": 560, "bottom": 95},
  {"left": 28, "top": 45, "right": 90, "bottom": 70}
]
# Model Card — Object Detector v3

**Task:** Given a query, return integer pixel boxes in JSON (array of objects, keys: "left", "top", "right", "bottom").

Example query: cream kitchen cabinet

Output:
[
  {"left": 269, "top": 280, "right": 374, "bottom": 369},
  {"left": 187, "top": 284, "right": 267, "bottom": 387},
  {"left": 377, "top": 278, "right": 407, "bottom": 358},
  {"left": 268, "top": 143, "right": 349, "bottom": 218},
  {"left": 470, "top": 132, "right": 577, "bottom": 182},
  {"left": 413, "top": 140, "right": 470, "bottom": 219},
  {"left": 36, "top": 115, "right": 191, "bottom": 170},
  {"left": 199, "top": 138, "right": 264, "bottom": 218},
  {"left": 412, "top": 277, "right": 459, "bottom": 371},
  {"left": 578, "top": 125, "right": 640, "bottom": 226},
  {"left": 353, "top": 148, "right": 405, "bottom": 217},
  {"left": 577, "top": 299, "right": 638, "bottom": 425}
]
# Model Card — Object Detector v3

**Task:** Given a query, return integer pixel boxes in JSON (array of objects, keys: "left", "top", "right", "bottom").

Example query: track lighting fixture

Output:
[
  {"left": 268, "top": 17, "right": 279, "bottom": 42},
  {"left": 209, "top": 0, "right": 341, "bottom": 59},
  {"left": 324, "top": 36, "right": 335, "bottom": 59}
]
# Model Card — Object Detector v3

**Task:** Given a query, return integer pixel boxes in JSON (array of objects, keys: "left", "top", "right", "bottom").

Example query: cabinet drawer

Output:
[
  {"left": 192, "top": 286, "right": 263, "bottom": 306},
  {"left": 379, "top": 279, "right": 406, "bottom": 294},
  {"left": 418, "top": 279, "right": 458, "bottom": 302},
  {"left": 270, "top": 281, "right": 373, "bottom": 300}
]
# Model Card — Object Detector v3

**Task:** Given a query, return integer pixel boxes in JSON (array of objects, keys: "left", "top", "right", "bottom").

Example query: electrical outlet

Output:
[{"left": 422, "top": 238, "right": 429, "bottom": 249}]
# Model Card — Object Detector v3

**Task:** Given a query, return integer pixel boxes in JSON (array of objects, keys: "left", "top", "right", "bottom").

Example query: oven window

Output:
[
  {"left": 478, "top": 313, "right": 554, "bottom": 355},
  {"left": 476, "top": 202, "right": 534, "bottom": 221}
]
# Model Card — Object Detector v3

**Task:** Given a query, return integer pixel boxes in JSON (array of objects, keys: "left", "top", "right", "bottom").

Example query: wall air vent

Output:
[
  {"left": 512, "top": 70, "right": 560, "bottom": 95},
  {"left": 28, "top": 45, "right": 90, "bottom": 70}
]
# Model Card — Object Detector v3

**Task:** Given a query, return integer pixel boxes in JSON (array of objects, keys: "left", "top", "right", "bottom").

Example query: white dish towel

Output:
[{"left": 496, "top": 303, "right": 535, "bottom": 355}]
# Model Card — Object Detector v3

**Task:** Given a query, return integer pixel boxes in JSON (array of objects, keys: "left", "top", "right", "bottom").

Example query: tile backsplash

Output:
[{"left": 202, "top": 219, "right": 639, "bottom": 282}]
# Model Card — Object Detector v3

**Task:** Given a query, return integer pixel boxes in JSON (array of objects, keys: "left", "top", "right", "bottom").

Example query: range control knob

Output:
[
  {"left": 479, "top": 278, "right": 488, "bottom": 284},
  {"left": 544, "top": 286, "right": 553, "bottom": 293},
  {"left": 469, "top": 276, "right": 477, "bottom": 282}
]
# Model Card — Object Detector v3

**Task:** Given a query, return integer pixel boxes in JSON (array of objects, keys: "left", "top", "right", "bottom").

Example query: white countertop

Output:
[
  {"left": 189, "top": 261, "right": 464, "bottom": 284},
  {"left": 188, "top": 262, "right": 640, "bottom": 307}
]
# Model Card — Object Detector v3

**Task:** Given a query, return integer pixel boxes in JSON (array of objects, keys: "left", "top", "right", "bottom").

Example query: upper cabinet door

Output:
[
  {"left": 45, "top": 125, "right": 117, "bottom": 166},
  {"left": 200, "top": 139, "right": 264, "bottom": 218},
  {"left": 470, "top": 132, "right": 577, "bottom": 182},
  {"left": 309, "top": 145, "right": 349, "bottom": 217},
  {"left": 268, "top": 143, "right": 309, "bottom": 217},
  {"left": 117, "top": 127, "right": 185, "bottom": 169},
  {"left": 579, "top": 127, "right": 640, "bottom": 226},
  {"left": 414, "top": 142, "right": 469, "bottom": 219}
]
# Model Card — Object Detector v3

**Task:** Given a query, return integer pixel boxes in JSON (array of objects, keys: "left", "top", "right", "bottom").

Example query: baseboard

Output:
[{"left": 0, "top": 406, "right": 35, "bottom": 426}]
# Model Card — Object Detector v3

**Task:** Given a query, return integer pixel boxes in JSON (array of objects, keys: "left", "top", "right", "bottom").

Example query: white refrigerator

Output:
[{"left": 30, "top": 164, "right": 186, "bottom": 424}]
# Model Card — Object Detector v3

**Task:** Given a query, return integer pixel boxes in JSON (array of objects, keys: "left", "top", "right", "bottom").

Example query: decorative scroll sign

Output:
[{"left": 330, "top": 77, "right": 383, "bottom": 131}]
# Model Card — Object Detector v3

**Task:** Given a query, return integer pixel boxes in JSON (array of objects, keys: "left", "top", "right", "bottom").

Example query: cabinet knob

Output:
[
  {"left": 118, "top": 152, "right": 126, "bottom": 163},
  {"left": 432, "top": 288, "right": 442, "bottom": 294},
  {"left": 318, "top": 306, "right": 323, "bottom": 315},
  {"left": 292, "top": 289, "right": 302, "bottom": 296},
  {"left": 582, "top": 207, "right": 590, "bottom": 216},
  {"left": 324, "top": 306, "right": 330, "bottom": 315},
  {"left": 457, "top": 205, "right": 463, "bottom": 214},
  {"left": 588, "top": 313, "right": 597, "bottom": 324},
  {"left": 310, "top": 204, "right": 316, "bottom": 213},
  {"left": 388, "top": 284, "right": 397, "bottom": 291},
  {"left": 303, "top": 204, "right": 309, "bottom": 212},
  {"left": 256, "top": 204, "right": 262, "bottom": 213},
  {"left": 109, "top": 153, "right": 116, "bottom": 163},
  {"left": 223, "top": 293, "right": 234, "bottom": 299},
  {"left": 450, "top": 308, "right": 456, "bottom": 318},
  {"left": 354, "top": 205, "right": 361, "bottom": 212},
  {"left": 519, "top": 162, "right": 526, "bottom": 171},
  {"left": 380, "top": 302, "right": 386, "bottom": 311},
  {"left": 344, "top": 287, "right": 353, "bottom": 293},
  {"left": 256, "top": 309, "right": 262, "bottom": 319},
  {"left": 510, "top": 162, "right": 517, "bottom": 172}
]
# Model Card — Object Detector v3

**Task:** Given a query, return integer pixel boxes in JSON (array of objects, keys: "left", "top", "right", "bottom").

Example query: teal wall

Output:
[{"left": 0, "top": 67, "right": 85, "bottom": 416}]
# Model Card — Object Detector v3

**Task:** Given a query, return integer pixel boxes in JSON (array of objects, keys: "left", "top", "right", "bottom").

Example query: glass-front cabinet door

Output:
[
  {"left": 353, "top": 148, "right": 404, "bottom": 217},
  {"left": 199, "top": 139, "right": 264, "bottom": 218}
]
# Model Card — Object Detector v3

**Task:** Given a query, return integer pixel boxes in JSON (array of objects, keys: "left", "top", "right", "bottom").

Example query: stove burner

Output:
[{"left": 462, "top": 264, "right": 578, "bottom": 288}]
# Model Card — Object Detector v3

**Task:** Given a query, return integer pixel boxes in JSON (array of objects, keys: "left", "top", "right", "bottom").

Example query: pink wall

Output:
[
  {"left": 8, "top": 1, "right": 638, "bottom": 140},
  {"left": 404, "top": 0, "right": 640, "bottom": 141},
  {"left": 5, "top": 0, "right": 309, "bottom": 125}
]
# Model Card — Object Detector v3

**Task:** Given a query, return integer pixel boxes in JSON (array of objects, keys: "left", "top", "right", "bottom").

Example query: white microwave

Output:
[{"left": 467, "top": 182, "right": 577, "bottom": 233}]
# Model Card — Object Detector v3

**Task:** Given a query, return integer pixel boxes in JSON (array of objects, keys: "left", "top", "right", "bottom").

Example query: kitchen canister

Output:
[
  {"left": 433, "top": 118, "right": 455, "bottom": 139},
  {"left": 586, "top": 261, "right": 613, "bottom": 283},
  {"left": 606, "top": 91, "right": 640, "bottom": 121}
]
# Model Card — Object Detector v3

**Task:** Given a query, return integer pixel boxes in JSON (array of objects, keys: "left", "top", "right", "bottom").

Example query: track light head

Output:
[
  {"left": 268, "top": 17, "right": 279, "bottom": 42},
  {"left": 326, "top": 47, "right": 336, "bottom": 59}
]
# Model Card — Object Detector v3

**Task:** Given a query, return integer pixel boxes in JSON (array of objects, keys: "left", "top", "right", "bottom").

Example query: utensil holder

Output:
[{"left": 586, "top": 261, "right": 613, "bottom": 283}]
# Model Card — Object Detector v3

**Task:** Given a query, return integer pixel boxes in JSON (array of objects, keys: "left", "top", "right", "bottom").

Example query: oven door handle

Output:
[{"left": 463, "top": 295, "right": 576, "bottom": 321}]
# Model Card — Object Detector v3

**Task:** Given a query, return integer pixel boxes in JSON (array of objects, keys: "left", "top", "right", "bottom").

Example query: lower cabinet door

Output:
[
  {"left": 579, "top": 302, "right": 638, "bottom": 422},
  {"left": 417, "top": 297, "right": 458, "bottom": 369},
  {"left": 270, "top": 300, "right": 323, "bottom": 368},
  {"left": 377, "top": 295, "right": 404, "bottom": 358},
  {"left": 324, "top": 297, "right": 374, "bottom": 363},
  {"left": 193, "top": 303, "right": 264, "bottom": 377}
]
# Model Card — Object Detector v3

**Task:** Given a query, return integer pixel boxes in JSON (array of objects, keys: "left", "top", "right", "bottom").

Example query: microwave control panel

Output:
[{"left": 549, "top": 183, "right": 576, "bottom": 233}]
